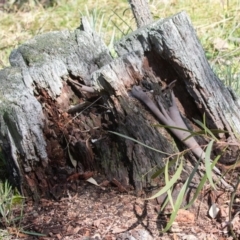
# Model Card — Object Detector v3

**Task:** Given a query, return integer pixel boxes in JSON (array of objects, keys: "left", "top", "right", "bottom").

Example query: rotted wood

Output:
[
  {"left": 0, "top": 11, "right": 239, "bottom": 200},
  {"left": 115, "top": 11, "right": 240, "bottom": 164},
  {"left": 91, "top": 52, "right": 196, "bottom": 192},
  {"left": 0, "top": 25, "right": 114, "bottom": 199}
]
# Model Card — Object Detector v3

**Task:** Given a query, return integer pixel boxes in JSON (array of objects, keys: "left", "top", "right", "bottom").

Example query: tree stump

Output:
[{"left": 0, "top": 12, "right": 239, "bottom": 200}]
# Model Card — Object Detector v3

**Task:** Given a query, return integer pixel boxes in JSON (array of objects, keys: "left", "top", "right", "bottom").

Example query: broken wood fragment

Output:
[{"left": 0, "top": 12, "right": 239, "bottom": 199}]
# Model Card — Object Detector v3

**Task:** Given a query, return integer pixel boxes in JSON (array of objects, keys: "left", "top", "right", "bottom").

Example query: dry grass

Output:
[
  {"left": 0, "top": 0, "right": 133, "bottom": 68},
  {"left": 0, "top": 0, "right": 239, "bottom": 91}
]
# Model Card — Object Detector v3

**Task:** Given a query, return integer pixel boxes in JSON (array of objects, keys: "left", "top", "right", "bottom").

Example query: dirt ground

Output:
[
  {"left": 3, "top": 80, "right": 240, "bottom": 240},
  {"left": 7, "top": 172, "right": 240, "bottom": 240}
]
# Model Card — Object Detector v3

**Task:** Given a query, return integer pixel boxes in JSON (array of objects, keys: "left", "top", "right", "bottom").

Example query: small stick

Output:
[{"left": 67, "top": 79, "right": 96, "bottom": 93}]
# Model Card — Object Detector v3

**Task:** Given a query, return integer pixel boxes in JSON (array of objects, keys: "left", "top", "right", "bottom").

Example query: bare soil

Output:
[{"left": 8, "top": 172, "right": 240, "bottom": 240}]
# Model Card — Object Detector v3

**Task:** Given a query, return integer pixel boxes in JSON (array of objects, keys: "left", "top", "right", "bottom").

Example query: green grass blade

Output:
[
  {"left": 154, "top": 124, "right": 226, "bottom": 142},
  {"left": 165, "top": 160, "right": 175, "bottom": 211},
  {"left": 155, "top": 124, "right": 194, "bottom": 133},
  {"left": 108, "top": 27, "right": 116, "bottom": 48},
  {"left": 11, "top": 216, "right": 24, "bottom": 222},
  {"left": 0, "top": 205, "right": 5, "bottom": 217},
  {"left": 151, "top": 157, "right": 178, "bottom": 179},
  {"left": 147, "top": 159, "right": 183, "bottom": 200},
  {"left": 98, "top": 14, "right": 105, "bottom": 34},
  {"left": 184, "top": 153, "right": 221, "bottom": 209},
  {"left": 161, "top": 157, "right": 200, "bottom": 232},
  {"left": 160, "top": 194, "right": 170, "bottom": 212},
  {"left": 203, "top": 113, "right": 206, "bottom": 134},
  {"left": 163, "top": 176, "right": 189, "bottom": 232},
  {"left": 67, "top": 146, "right": 77, "bottom": 168},
  {"left": 167, "top": 189, "right": 174, "bottom": 211},
  {"left": 108, "top": 131, "right": 170, "bottom": 155},
  {"left": 192, "top": 129, "right": 228, "bottom": 135},
  {"left": 193, "top": 119, "right": 218, "bottom": 140},
  {"left": 167, "top": 188, "right": 174, "bottom": 211},
  {"left": 21, "top": 230, "right": 47, "bottom": 237},
  {"left": 205, "top": 140, "right": 216, "bottom": 189},
  {"left": 184, "top": 173, "right": 208, "bottom": 209}
]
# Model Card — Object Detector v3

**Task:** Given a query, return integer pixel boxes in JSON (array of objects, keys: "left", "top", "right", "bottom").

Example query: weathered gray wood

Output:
[
  {"left": 1, "top": 11, "right": 239, "bottom": 199},
  {"left": 92, "top": 52, "right": 187, "bottom": 190},
  {"left": 0, "top": 24, "right": 189, "bottom": 197},
  {"left": 128, "top": 0, "right": 153, "bottom": 28},
  {"left": 115, "top": 11, "right": 240, "bottom": 141},
  {"left": 0, "top": 27, "right": 112, "bottom": 198},
  {"left": 0, "top": 67, "right": 47, "bottom": 192}
]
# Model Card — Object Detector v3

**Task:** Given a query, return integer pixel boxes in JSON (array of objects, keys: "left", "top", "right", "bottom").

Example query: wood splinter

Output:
[
  {"left": 67, "top": 79, "right": 96, "bottom": 93},
  {"left": 131, "top": 84, "right": 233, "bottom": 191}
]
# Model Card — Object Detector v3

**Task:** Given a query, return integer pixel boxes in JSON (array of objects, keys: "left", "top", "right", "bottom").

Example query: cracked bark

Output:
[{"left": 0, "top": 12, "right": 239, "bottom": 199}]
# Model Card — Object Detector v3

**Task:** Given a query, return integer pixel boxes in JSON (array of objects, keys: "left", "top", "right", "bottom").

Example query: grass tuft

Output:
[{"left": 1, "top": 0, "right": 239, "bottom": 93}]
